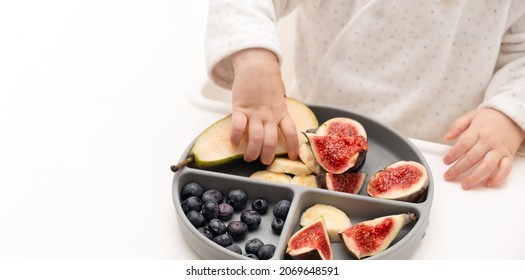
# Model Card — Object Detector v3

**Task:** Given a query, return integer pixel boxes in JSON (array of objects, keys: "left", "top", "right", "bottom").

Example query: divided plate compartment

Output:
[{"left": 172, "top": 103, "right": 434, "bottom": 260}]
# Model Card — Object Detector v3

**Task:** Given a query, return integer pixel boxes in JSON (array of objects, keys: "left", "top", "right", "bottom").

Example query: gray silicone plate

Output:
[{"left": 172, "top": 103, "right": 434, "bottom": 260}]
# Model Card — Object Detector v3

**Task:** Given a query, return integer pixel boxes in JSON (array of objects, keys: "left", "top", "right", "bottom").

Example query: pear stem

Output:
[{"left": 170, "top": 156, "right": 194, "bottom": 172}]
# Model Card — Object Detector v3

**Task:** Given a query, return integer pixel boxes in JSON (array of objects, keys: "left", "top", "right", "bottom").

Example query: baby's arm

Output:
[
  {"left": 443, "top": 108, "right": 525, "bottom": 189},
  {"left": 443, "top": 13, "right": 525, "bottom": 189},
  {"left": 229, "top": 48, "right": 299, "bottom": 164},
  {"left": 205, "top": 1, "right": 302, "bottom": 165}
]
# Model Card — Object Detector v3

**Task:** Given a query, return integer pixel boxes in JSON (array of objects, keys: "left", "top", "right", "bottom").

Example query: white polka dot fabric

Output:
[{"left": 205, "top": 0, "right": 525, "bottom": 146}]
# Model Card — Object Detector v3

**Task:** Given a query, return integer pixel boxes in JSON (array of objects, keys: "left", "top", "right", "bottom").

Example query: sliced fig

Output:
[
  {"left": 300, "top": 204, "right": 351, "bottom": 242},
  {"left": 299, "top": 142, "right": 323, "bottom": 175},
  {"left": 286, "top": 217, "right": 333, "bottom": 260},
  {"left": 304, "top": 132, "right": 368, "bottom": 174},
  {"left": 316, "top": 172, "right": 366, "bottom": 194},
  {"left": 338, "top": 213, "right": 417, "bottom": 259},
  {"left": 366, "top": 161, "right": 429, "bottom": 202},
  {"left": 316, "top": 117, "right": 368, "bottom": 140}
]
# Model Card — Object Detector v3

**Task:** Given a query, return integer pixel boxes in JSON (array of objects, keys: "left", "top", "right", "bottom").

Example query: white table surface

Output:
[{"left": 1, "top": 0, "right": 524, "bottom": 260}]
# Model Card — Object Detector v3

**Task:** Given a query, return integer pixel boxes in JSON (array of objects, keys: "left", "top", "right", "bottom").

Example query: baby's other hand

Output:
[{"left": 443, "top": 108, "right": 525, "bottom": 189}]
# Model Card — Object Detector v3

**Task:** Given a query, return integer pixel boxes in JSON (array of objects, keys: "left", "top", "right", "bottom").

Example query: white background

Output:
[
  {"left": 1, "top": 0, "right": 524, "bottom": 264},
  {"left": 0, "top": 0, "right": 213, "bottom": 259}
]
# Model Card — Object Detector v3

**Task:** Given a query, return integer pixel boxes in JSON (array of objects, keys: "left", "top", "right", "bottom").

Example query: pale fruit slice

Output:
[
  {"left": 267, "top": 157, "right": 312, "bottom": 176},
  {"left": 298, "top": 143, "right": 323, "bottom": 175},
  {"left": 290, "top": 175, "right": 318, "bottom": 188},
  {"left": 249, "top": 170, "right": 292, "bottom": 184},
  {"left": 300, "top": 204, "right": 351, "bottom": 242},
  {"left": 339, "top": 213, "right": 417, "bottom": 259},
  {"left": 173, "top": 97, "right": 318, "bottom": 170}
]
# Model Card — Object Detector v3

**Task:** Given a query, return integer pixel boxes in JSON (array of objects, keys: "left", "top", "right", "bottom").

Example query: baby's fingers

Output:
[
  {"left": 280, "top": 114, "right": 299, "bottom": 160},
  {"left": 459, "top": 150, "right": 500, "bottom": 189},
  {"left": 244, "top": 119, "right": 264, "bottom": 162},
  {"left": 485, "top": 156, "right": 513, "bottom": 187},
  {"left": 260, "top": 123, "right": 278, "bottom": 165},
  {"left": 443, "top": 129, "right": 478, "bottom": 165},
  {"left": 444, "top": 110, "right": 476, "bottom": 141},
  {"left": 444, "top": 138, "right": 484, "bottom": 182},
  {"left": 230, "top": 112, "right": 248, "bottom": 146}
]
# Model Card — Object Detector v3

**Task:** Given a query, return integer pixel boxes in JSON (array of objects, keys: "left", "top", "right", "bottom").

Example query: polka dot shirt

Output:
[{"left": 205, "top": 0, "right": 525, "bottom": 145}]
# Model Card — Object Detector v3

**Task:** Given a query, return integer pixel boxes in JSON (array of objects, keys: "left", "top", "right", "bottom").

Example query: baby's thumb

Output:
[{"left": 443, "top": 110, "right": 477, "bottom": 141}]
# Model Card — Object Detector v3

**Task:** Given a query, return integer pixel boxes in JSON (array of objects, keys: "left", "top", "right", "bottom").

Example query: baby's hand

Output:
[
  {"left": 229, "top": 49, "right": 299, "bottom": 165},
  {"left": 443, "top": 108, "right": 525, "bottom": 189}
]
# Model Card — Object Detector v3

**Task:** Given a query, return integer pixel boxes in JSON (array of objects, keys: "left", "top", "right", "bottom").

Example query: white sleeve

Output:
[
  {"left": 482, "top": 14, "right": 525, "bottom": 133},
  {"left": 204, "top": 0, "right": 300, "bottom": 89}
]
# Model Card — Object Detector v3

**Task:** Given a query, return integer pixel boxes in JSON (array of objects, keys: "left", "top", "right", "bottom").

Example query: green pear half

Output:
[{"left": 176, "top": 98, "right": 319, "bottom": 170}]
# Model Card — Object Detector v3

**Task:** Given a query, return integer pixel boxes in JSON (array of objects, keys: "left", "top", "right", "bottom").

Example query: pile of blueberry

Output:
[{"left": 180, "top": 181, "right": 292, "bottom": 260}]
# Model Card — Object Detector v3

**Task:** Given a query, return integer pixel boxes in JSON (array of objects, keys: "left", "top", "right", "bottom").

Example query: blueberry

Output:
[
  {"left": 226, "top": 189, "right": 248, "bottom": 211},
  {"left": 225, "top": 244, "right": 243, "bottom": 255},
  {"left": 244, "top": 253, "right": 259, "bottom": 260},
  {"left": 181, "top": 196, "right": 202, "bottom": 214},
  {"left": 207, "top": 218, "right": 227, "bottom": 236},
  {"left": 197, "top": 227, "right": 213, "bottom": 240},
  {"left": 186, "top": 210, "right": 206, "bottom": 228},
  {"left": 257, "top": 244, "right": 276, "bottom": 260},
  {"left": 273, "top": 199, "right": 291, "bottom": 220},
  {"left": 218, "top": 202, "right": 234, "bottom": 221},
  {"left": 245, "top": 238, "right": 264, "bottom": 255},
  {"left": 181, "top": 182, "right": 204, "bottom": 200},
  {"left": 201, "top": 201, "right": 219, "bottom": 221},
  {"left": 202, "top": 189, "right": 223, "bottom": 204},
  {"left": 240, "top": 209, "right": 262, "bottom": 230},
  {"left": 271, "top": 218, "right": 285, "bottom": 234},
  {"left": 251, "top": 198, "right": 269, "bottom": 215},
  {"left": 212, "top": 233, "right": 233, "bottom": 247},
  {"left": 227, "top": 221, "right": 248, "bottom": 241}
]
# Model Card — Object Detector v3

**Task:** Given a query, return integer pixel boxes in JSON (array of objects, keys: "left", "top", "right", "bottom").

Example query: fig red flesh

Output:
[
  {"left": 318, "top": 172, "right": 366, "bottom": 194},
  {"left": 286, "top": 217, "right": 333, "bottom": 260},
  {"left": 367, "top": 161, "right": 429, "bottom": 202},
  {"left": 317, "top": 117, "right": 368, "bottom": 140},
  {"left": 344, "top": 217, "right": 394, "bottom": 254},
  {"left": 372, "top": 165, "right": 422, "bottom": 194},
  {"left": 306, "top": 133, "right": 368, "bottom": 174},
  {"left": 339, "top": 213, "right": 417, "bottom": 259}
]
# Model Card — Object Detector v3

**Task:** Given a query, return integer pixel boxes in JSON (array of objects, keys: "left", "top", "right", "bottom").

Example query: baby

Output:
[{"left": 204, "top": 0, "right": 525, "bottom": 189}]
